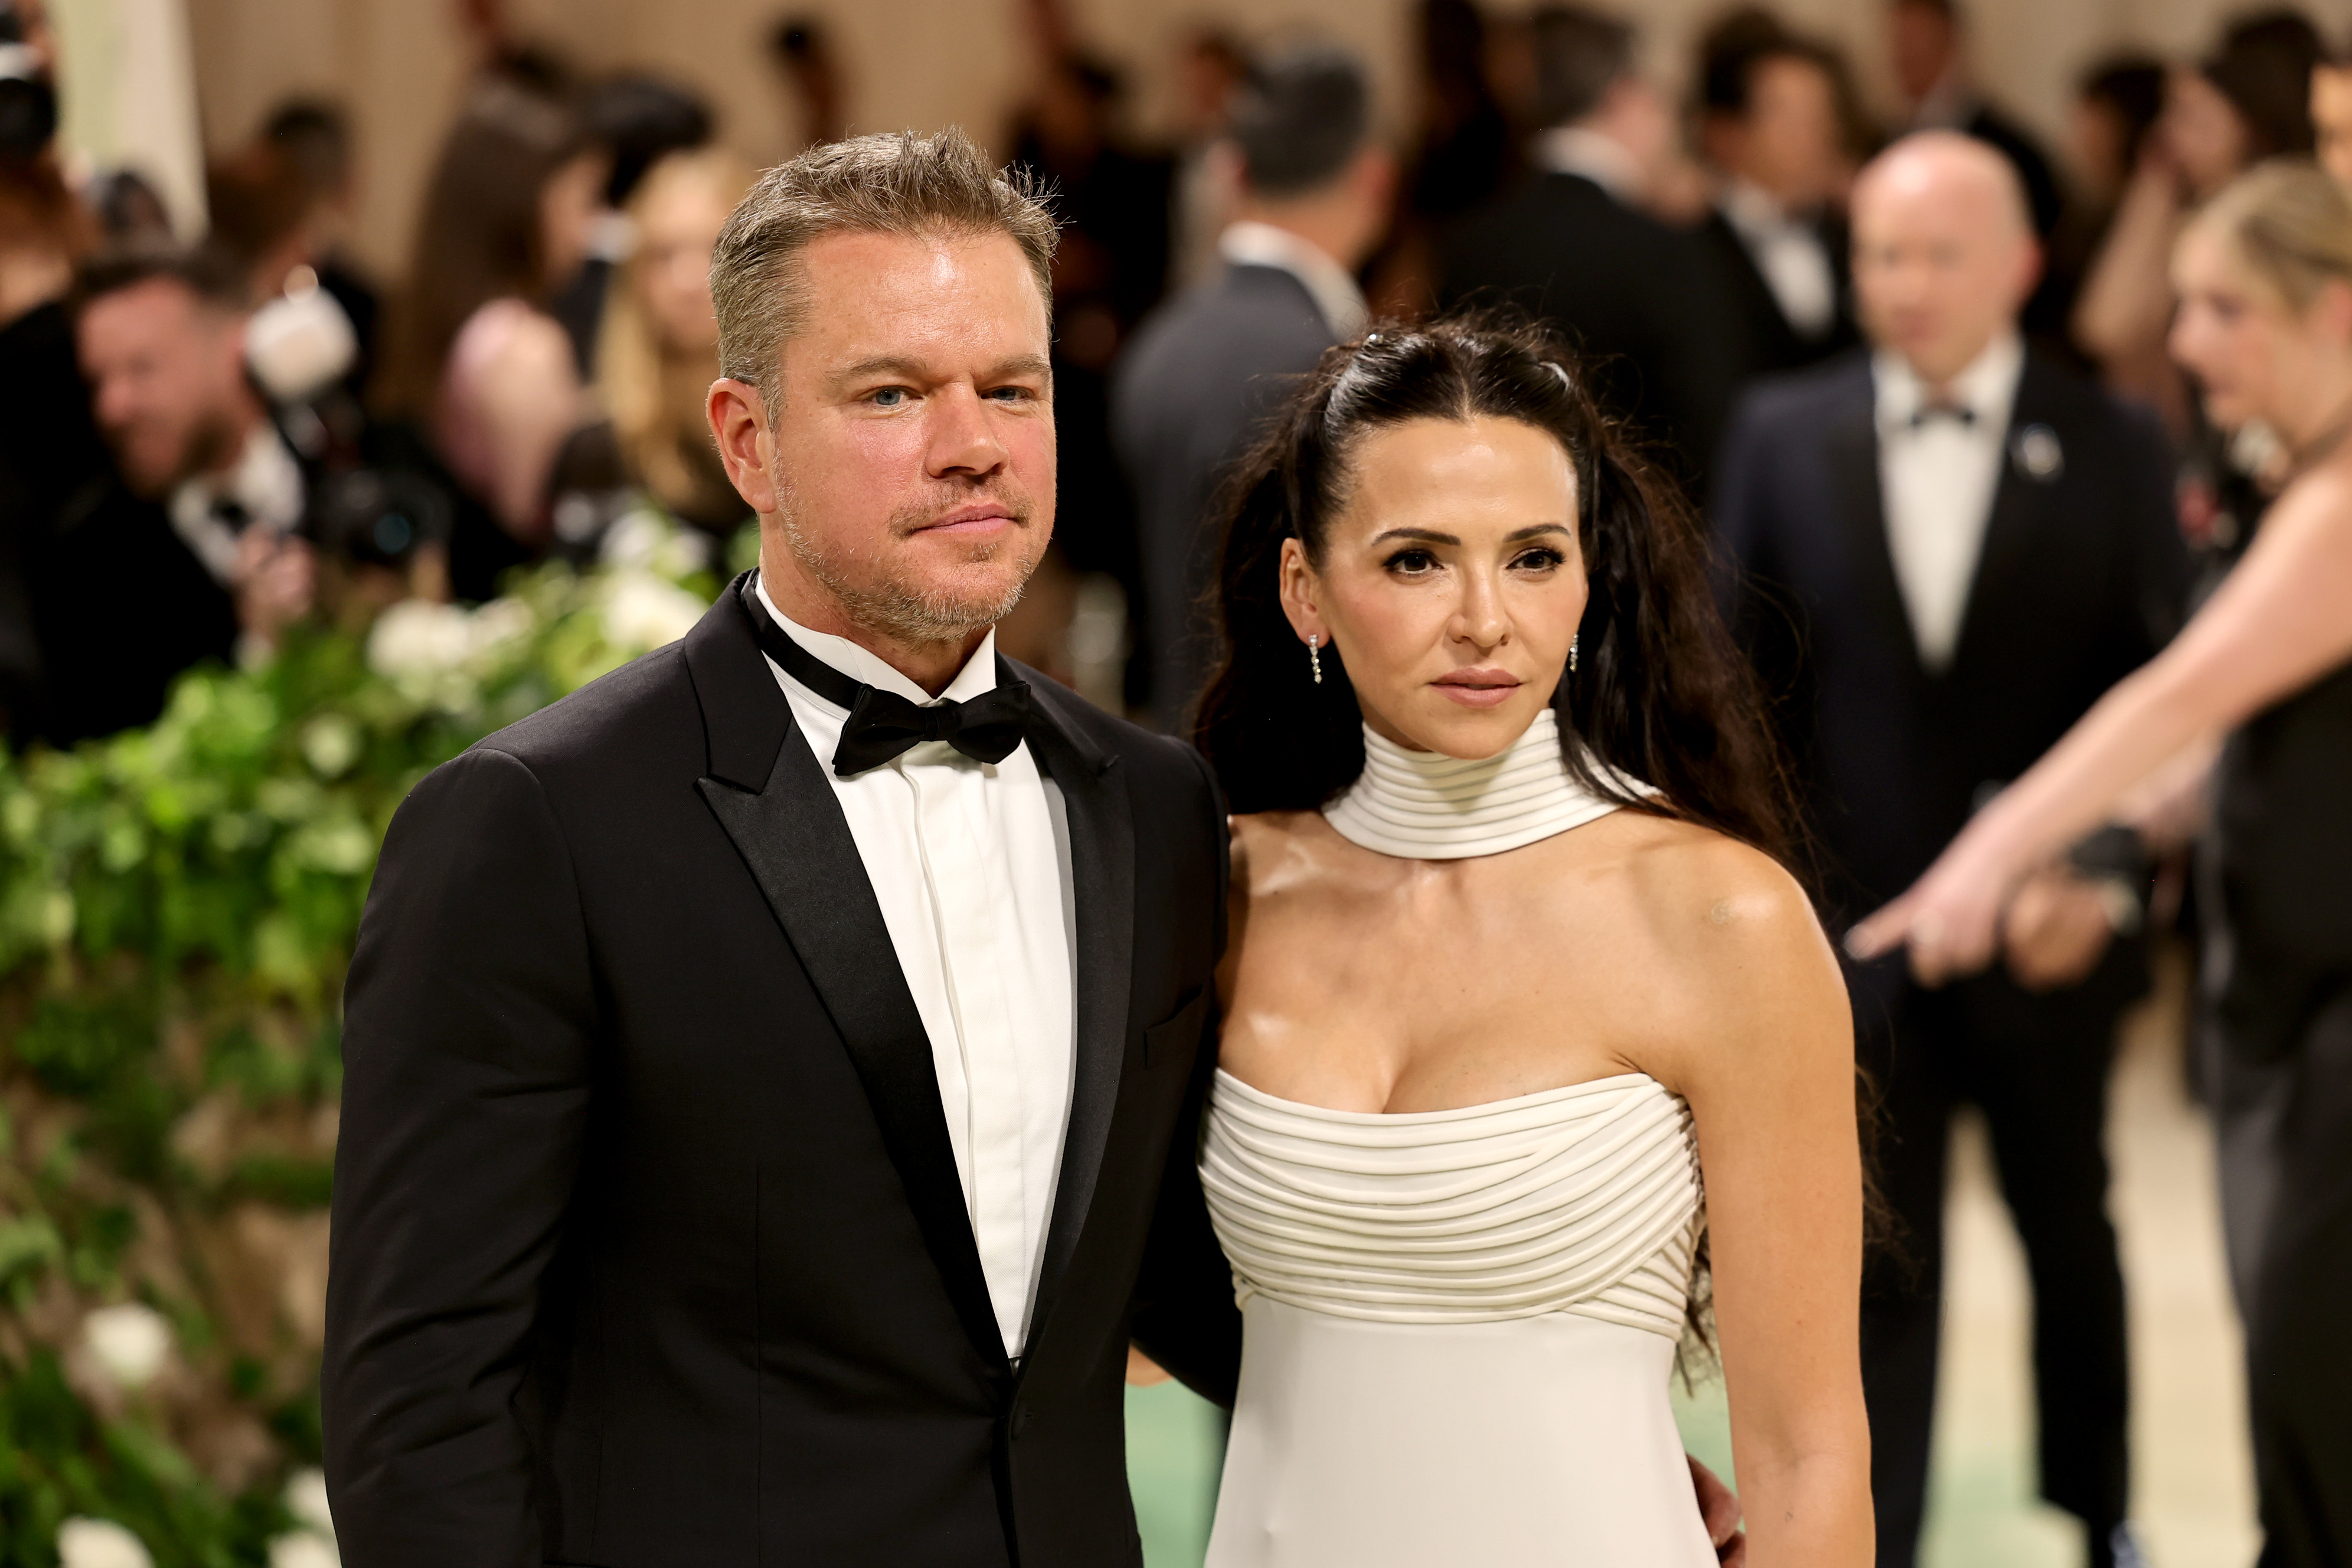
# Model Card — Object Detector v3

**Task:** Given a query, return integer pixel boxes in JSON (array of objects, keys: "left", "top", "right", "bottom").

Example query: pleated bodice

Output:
[{"left": 1202, "top": 1068, "right": 1704, "bottom": 1339}]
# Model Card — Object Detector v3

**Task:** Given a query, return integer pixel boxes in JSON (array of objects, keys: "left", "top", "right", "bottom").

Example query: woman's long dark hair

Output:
[{"left": 1193, "top": 312, "right": 1799, "bottom": 868}]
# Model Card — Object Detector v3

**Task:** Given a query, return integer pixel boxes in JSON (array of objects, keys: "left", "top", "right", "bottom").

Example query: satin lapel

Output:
[
  {"left": 1014, "top": 667, "right": 1134, "bottom": 1345},
  {"left": 1949, "top": 364, "right": 2056, "bottom": 673},
  {"left": 692, "top": 599, "right": 1007, "bottom": 1373},
  {"left": 1821, "top": 387, "right": 1929, "bottom": 685}
]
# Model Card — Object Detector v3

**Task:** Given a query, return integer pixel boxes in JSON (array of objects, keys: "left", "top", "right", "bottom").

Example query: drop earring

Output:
[
  {"left": 1308, "top": 633, "right": 1324, "bottom": 685},
  {"left": 1569, "top": 633, "right": 1579, "bottom": 675}
]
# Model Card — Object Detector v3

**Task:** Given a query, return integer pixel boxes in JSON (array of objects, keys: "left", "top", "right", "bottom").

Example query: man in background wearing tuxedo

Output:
[
  {"left": 1440, "top": 4, "right": 1739, "bottom": 488},
  {"left": 1716, "top": 133, "right": 2186, "bottom": 1568},
  {"left": 1691, "top": 17, "right": 1860, "bottom": 384},
  {"left": 1114, "top": 44, "right": 1391, "bottom": 730},
  {"left": 321, "top": 132, "right": 1243, "bottom": 1567}
]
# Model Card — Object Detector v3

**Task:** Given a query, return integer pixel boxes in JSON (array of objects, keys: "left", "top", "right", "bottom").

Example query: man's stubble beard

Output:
[{"left": 775, "top": 479, "right": 1047, "bottom": 648}]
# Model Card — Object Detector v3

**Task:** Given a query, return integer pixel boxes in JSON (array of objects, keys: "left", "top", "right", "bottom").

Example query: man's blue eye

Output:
[{"left": 872, "top": 388, "right": 907, "bottom": 407}]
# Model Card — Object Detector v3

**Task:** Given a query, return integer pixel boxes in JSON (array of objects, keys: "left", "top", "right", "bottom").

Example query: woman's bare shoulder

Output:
[{"left": 1599, "top": 815, "right": 1848, "bottom": 1063}]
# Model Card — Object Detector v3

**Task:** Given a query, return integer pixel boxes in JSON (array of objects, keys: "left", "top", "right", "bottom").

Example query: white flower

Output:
[
  {"left": 366, "top": 597, "right": 536, "bottom": 684},
  {"left": 597, "top": 507, "right": 671, "bottom": 570},
  {"left": 299, "top": 714, "right": 362, "bottom": 779},
  {"left": 600, "top": 570, "right": 706, "bottom": 652},
  {"left": 283, "top": 1467, "right": 336, "bottom": 1540},
  {"left": 57, "top": 1518, "right": 153, "bottom": 1568},
  {"left": 470, "top": 596, "right": 535, "bottom": 651},
  {"left": 267, "top": 1533, "right": 339, "bottom": 1568},
  {"left": 365, "top": 600, "right": 478, "bottom": 678},
  {"left": 81, "top": 1302, "right": 170, "bottom": 1390}
]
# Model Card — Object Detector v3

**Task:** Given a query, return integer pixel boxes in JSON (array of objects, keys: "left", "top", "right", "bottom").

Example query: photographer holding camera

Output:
[{"left": 17, "top": 247, "right": 315, "bottom": 744}]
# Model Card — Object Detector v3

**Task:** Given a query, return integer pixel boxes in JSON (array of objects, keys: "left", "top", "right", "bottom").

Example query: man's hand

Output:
[
  {"left": 2001, "top": 867, "right": 2118, "bottom": 992},
  {"left": 1689, "top": 1453, "right": 1746, "bottom": 1566},
  {"left": 234, "top": 529, "right": 316, "bottom": 648}
]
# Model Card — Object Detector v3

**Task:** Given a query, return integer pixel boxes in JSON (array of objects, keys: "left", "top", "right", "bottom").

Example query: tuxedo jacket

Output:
[
  {"left": 1713, "top": 351, "right": 2188, "bottom": 1020},
  {"left": 324, "top": 579, "right": 1242, "bottom": 1567},
  {"left": 1440, "top": 171, "right": 1741, "bottom": 487},
  {"left": 1693, "top": 208, "right": 1860, "bottom": 386},
  {"left": 1114, "top": 261, "right": 1338, "bottom": 727}
]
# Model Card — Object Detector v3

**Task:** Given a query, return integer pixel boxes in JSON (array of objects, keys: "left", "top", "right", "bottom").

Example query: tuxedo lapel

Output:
[
  {"left": 1821, "top": 383, "right": 1928, "bottom": 684},
  {"left": 1949, "top": 361, "right": 2060, "bottom": 674},
  {"left": 685, "top": 586, "right": 1007, "bottom": 1372},
  {"left": 1013, "top": 667, "right": 1134, "bottom": 1347}
]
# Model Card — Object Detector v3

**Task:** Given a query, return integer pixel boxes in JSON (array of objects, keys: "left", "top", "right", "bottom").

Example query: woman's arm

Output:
[
  {"left": 465, "top": 305, "right": 584, "bottom": 541},
  {"left": 2072, "top": 155, "right": 2186, "bottom": 369},
  {"left": 1851, "top": 458, "right": 2352, "bottom": 978},
  {"left": 1643, "top": 840, "right": 1871, "bottom": 1568}
]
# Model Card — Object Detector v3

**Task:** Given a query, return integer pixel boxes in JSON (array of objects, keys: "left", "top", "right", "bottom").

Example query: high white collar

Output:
[
  {"left": 1219, "top": 220, "right": 1368, "bottom": 341},
  {"left": 1322, "top": 708, "right": 1634, "bottom": 861}
]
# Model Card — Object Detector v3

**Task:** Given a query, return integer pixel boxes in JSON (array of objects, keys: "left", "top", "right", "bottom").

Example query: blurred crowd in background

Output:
[{"left": 0, "top": 0, "right": 2337, "bottom": 749}]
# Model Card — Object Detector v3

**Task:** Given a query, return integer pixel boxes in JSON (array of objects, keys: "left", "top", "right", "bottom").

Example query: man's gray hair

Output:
[
  {"left": 1529, "top": 6, "right": 1636, "bottom": 130},
  {"left": 710, "top": 129, "right": 1059, "bottom": 410}
]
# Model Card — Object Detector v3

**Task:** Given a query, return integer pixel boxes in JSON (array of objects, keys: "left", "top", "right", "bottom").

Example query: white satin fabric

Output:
[{"left": 1200, "top": 1070, "right": 1716, "bottom": 1567}]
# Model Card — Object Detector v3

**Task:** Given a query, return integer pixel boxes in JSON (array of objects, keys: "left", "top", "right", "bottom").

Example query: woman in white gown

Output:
[{"left": 1187, "top": 319, "right": 1872, "bottom": 1566}]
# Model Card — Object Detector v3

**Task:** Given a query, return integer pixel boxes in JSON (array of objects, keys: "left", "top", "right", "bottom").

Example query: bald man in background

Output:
[{"left": 1714, "top": 132, "right": 2187, "bottom": 1568}]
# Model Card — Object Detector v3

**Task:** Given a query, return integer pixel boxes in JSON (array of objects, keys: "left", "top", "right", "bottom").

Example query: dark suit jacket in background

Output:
[
  {"left": 0, "top": 302, "right": 238, "bottom": 749},
  {"left": 325, "top": 580, "right": 1242, "bottom": 1567},
  {"left": 1440, "top": 171, "right": 1741, "bottom": 489},
  {"left": 1713, "top": 349, "right": 2187, "bottom": 1015},
  {"left": 1696, "top": 207, "right": 1860, "bottom": 386},
  {"left": 1113, "top": 262, "right": 1338, "bottom": 729}
]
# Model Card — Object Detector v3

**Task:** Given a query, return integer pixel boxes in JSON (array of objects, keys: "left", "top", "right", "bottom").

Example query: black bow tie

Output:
[
  {"left": 1909, "top": 400, "right": 1977, "bottom": 429},
  {"left": 742, "top": 579, "right": 1035, "bottom": 778}
]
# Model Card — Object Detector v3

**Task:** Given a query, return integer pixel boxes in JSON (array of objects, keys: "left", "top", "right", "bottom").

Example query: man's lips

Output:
[
  {"left": 1433, "top": 669, "right": 1522, "bottom": 709},
  {"left": 913, "top": 505, "right": 1019, "bottom": 535}
]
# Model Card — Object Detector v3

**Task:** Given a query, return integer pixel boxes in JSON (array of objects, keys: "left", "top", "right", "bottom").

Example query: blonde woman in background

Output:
[
  {"left": 1855, "top": 161, "right": 2352, "bottom": 1566},
  {"left": 593, "top": 146, "right": 756, "bottom": 545}
]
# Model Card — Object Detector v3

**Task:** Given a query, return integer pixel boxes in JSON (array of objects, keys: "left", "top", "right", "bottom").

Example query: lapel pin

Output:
[{"left": 2012, "top": 423, "right": 2063, "bottom": 482}]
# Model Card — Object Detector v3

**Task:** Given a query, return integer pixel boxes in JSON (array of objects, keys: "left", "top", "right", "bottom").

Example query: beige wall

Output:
[{"left": 179, "top": 0, "right": 2352, "bottom": 285}]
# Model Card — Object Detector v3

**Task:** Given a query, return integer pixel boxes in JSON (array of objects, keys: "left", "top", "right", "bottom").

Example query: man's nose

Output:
[{"left": 927, "top": 384, "right": 1008, "bottom": 478}]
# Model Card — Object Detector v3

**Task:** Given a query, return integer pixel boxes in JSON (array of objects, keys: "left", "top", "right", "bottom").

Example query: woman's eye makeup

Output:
[
  {"left": 1382, "top": 547, "right": 1442, "bottom": 574},
  {"left": 1511, "top": 547, "right": 1567, "bottom": 571}
]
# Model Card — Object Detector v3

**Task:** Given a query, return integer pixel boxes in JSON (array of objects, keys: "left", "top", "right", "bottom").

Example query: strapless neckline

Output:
[{"left": 1211, "top": 1064, "right": 1658, "bottom": 1123}]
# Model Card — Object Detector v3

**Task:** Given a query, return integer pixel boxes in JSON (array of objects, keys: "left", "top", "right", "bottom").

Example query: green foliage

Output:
[{"left": 0, "top": 527, "right": 737, "bottom": 1565}]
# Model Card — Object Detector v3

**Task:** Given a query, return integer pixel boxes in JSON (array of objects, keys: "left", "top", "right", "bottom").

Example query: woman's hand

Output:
[{"left": 1844, "top": 832, "right": 2020, "bottom": 986}]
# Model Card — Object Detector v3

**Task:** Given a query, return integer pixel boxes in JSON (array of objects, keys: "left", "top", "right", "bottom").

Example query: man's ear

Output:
[{"left": 708, "top": 378, "right": 780, "bottom": 515}]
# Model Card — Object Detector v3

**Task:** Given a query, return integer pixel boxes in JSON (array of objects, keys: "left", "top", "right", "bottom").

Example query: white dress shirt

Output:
[
  {"left": 168, "top": 424, "right": 305, "bottom": 586},
  {"left": 1219, "top": 220, "right": 1368, "bottom": 341},
  {"left": 1873, "top": 332, "right": 2026, "bottom": 672},
  {"left": 1530, "top": 125, "right": 1646, "bottom": 204},
  {"left": 1718, "top": 178, "right": 1837, "bottom": 340},
  {"left": 755, "top": 581, "right": 1077, "bottom": 1357}
]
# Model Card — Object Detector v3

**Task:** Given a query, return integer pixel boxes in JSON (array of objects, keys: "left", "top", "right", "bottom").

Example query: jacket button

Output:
[{"left": 1010, "top": 1407, "right": 1031, "bottom": 1439}]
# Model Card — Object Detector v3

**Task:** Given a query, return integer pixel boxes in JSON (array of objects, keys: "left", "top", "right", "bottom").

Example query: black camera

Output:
[
  {"left": 0, "top": 2, "right": 56, "bottom": 159},
  {"left": 247, "top": 281, "right": 451, "bottom": 569}
]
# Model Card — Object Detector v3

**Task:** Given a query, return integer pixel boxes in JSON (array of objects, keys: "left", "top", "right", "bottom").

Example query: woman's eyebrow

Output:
[{"left": 1364, "top": 522, "right": 1574, "bottom": 547}]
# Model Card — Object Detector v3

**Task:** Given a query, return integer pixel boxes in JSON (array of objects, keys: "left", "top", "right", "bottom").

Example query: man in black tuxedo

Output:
[
  {"left": 1691, "top": 19, "right": 1860, "bottom": 384},
  {"left": 1114, "top": 44, "right": 1391, "bottom": 729},
  {"left": 1440, "top": 5, "right": 1739, "bottom": 488},
  {"left": 321, "top": 132, "right": 1243, "bottom": 1566},
  {"left": 1715, "top": 134, "right": 2186, "bottom": 1568}
]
